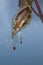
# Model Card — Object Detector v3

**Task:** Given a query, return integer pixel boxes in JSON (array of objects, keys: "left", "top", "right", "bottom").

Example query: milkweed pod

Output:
[{"left": 11, "top": 5, "right": 32, "bottom": 38}]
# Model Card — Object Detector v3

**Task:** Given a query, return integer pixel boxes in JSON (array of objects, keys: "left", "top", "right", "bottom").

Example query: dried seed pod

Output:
[{"left": 11, "top": 6, "right": 32, "bottom": 38}]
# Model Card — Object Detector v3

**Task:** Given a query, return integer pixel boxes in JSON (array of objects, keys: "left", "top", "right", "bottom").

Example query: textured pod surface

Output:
[{"left": 11, "top": 6, "right": 32, "bottom": 38}]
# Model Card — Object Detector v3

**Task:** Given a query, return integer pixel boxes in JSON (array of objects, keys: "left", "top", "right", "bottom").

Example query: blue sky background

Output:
[{"left": 0, "top": 0, "right": 43, "bottom": 65}]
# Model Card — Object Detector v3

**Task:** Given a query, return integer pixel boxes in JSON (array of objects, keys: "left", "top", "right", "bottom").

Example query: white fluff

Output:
[{"left": 17, "top": 31, "right": 22, "bottom": 44}]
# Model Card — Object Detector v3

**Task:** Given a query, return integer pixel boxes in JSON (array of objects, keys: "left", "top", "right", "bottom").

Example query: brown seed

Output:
[{"left": 13, "top": 46, "right": 16, "bottom": 50}]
